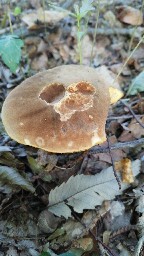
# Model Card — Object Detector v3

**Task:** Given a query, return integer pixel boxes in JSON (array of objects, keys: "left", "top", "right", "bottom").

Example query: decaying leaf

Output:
[
  {"left": 27, "top": 155, "right": 43, "bottom": 174},
  {"left": 118, "top": 117, "right": 144, "bottom": 142},
  {"left": 136, "top": 195, "right": 144, "bottom": 213},
  {"left": 48, "top": 160, "right": 140, "bottom": 218},
  {"left": 122, "top": 158, "right": 134, "bottom": 183},
  {"left": 38, "top": 210, "right": 60, "bottom": 233},
  {"left": 72, "top": 237, "right": 93, "bottom": 251},
  {"left": 134, "top": 213, "right": 144, "bottom": 256},
  {"left": 117, "top": 6, "right": 143, "bottom": 25},
  {"left": 48, "top": 205, "right": 109, "bottom": 250},
  {"left": 22, "top": 8, "right": 68, "bottom": 29},
  {"left": 115, "top": 158, "right": 134, "bottom": 183},
  {"left": 0, "top": 166, "right": 35, "bottom": 193},
  {"left": 0, "top": 35, "right": 24, "bottom": 73},
  {"left": 127, "top": 71, "right": 144, "bottom": 95}
]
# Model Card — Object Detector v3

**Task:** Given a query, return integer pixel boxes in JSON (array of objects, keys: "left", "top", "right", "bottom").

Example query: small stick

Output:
[
  {"left": 107, "top": 114, "right": 144, "bottom": 120},
  {"left": 106, "top": 135, "right": 121, "bottom": 190},
  {"left": 89, "top": 138, "right": 144, "bottom": 154},
  {"left": 121, "top": 100, "right": 144, "bottom": 129}
]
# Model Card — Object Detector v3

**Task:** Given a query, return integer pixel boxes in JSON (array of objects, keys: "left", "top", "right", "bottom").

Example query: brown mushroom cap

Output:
[{"left": 1, "top": 65, "right": 122, "bottom": 153}]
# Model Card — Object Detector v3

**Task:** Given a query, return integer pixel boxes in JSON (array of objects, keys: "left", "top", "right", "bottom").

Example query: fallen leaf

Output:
[
  {"left": 48, "top": 204, "right": 110, "bottom": 250},
  {"left": 31, "top": 53, "right": 48, "bottom": 71},
  {"left": 117, "top": 6, "right": 143, "bottom": 25},
  {"left": 119, "top": 118, "right": 144, "bottom": 141},
  {"left": 104, "top": 10, "right": 117, "bottom": 27},
  {"left": 136, "top": 195, "right": 144, "bottom": 213},
  {"left": 22, "top": 9, "right": 68, "bottom": 29},
  {"left": 110, "top": 201, "right": 125, "bottom": 219},
  {"left": 0, "top": 35, "right": 23, "bottom": 73},
  {"left": 59, "top": 44, "right": 70, "bottom": 62},
  {"left": 48, "top": 160, "right": 140, "bottom": 218},
  {"left": 72, "top": 237, "right": 93, "bottom": 251},
  {"left": 0, "top": 165, "right": 35, "bottom": 193},
  {"left": 127, "top": 71, "right": 144, "bottom": 95},
  {"left": 38, "top": 210, "right": 60, "bottom": 233},
  {"left": 115, "top": 158, "right": 134, "bottom": 183}
]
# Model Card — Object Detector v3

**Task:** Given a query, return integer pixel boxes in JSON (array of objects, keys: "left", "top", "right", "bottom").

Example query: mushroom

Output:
[{"left": 1, "top": 65, "right": 123, "bottom": 153}]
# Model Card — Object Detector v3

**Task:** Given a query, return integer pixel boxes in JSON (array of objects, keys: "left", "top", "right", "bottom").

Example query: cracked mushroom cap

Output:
[{"left": 1, "top": 65, "right": 122, "bottom": 153}]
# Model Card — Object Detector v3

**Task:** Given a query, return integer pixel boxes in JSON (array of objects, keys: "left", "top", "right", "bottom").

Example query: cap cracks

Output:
[{"left": 39, "top": 81, "right": 96, "bottom": 121}]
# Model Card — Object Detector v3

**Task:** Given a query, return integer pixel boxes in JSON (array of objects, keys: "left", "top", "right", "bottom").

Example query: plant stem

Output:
[
  {"left": 42, "top": 0, "right": 46, "bottom": 36},
  {"left": 90, "top": 0, "right": 100, "bottom": 66},
  {"left": 128, "top": 0, "right": 144, "bottom": 54},
  {"left": 77, "top": 17, "right": 82, "bottom": 65},
  {"left": 8, "top": 6, "right": 13, "bottom": 34},
  {"left": 113, "top": 35, "right": 144, "bottom": 84}
]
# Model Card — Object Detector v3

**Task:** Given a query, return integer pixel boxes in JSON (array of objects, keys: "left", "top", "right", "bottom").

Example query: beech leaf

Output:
[
  {"left": 0, "top": 166, "right": 35, "bottom": 193},
  {"left": 48, "top": 160, "right": 140, "bottom": 218}
]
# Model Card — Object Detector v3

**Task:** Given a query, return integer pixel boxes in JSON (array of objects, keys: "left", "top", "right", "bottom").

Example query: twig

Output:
[
  {"left": 72, "top": 212, "right": 117, "bottom": 256},
  {"left": 88, "top": 26, "right": 144, "bottom": 38},
  {"left": 121, "top": 100, "right": 144, "bottom": 129},
  {"left": 107, "top": 114, "right": 144, "bottom": 120},
  {"left": 89, "top": 138, "right": 144, "bottom": 154},
  {"left": 90, "top": 0, "right": 100, "bottom": 66},
  {"left": 78, "top": 154, "right": 89, "bottom": 174},
  {"left": 113, "top": 35, "right": 144, "bottom": 84},
  {"left": 106, "top": 135, "right": 121, "bottom": 190}
]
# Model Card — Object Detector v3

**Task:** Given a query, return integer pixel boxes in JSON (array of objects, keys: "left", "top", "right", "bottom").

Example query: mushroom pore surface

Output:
[{"left": 2, "top": 65, "right": 112, "bottom": 153}]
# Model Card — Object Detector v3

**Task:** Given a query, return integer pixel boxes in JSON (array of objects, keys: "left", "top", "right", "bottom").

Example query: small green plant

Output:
[
  {"left": 13, "top": 6, "right": 21, "bottom": 16},
  {"left": 72, "top": 0, "right": 94, "bottom": 64},
  {"left": 49, "top": 0, "right": 95, "bottom": 64}
]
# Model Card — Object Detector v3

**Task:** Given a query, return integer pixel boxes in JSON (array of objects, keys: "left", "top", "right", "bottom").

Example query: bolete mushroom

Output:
[{"left": 1, "top": 65, "right": 123, "bottom": 153}]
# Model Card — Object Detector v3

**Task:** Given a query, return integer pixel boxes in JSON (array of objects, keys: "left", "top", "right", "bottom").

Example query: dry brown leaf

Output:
[
  {"left": 31, "top": 53, "right": 48, "bottom": 71},
  {"left": 72, "top": 237, "right": 93, "bottom": 251},
  {"left": 117, "top": 6, "right": 143, "bottom": 26},
  {"left": 104, "top": 10, "right": 118, "bottom": 27},
  {"left": 115, "top": 158, "right": 134, "bottom": 183},
  {"left": 119, "top": 117, "right": 144, "bottom": 141},
  {"left": 27, "top": 45, "right": 37, "bottom": 58},
  {"left": 37, "top": 39, "right": 48, "bottom": 54},
  {"left": 59, "top": 44, "right": 70, "bottom": 62},
  {"left": 22, "top": 8, "right": 67, "bottom": 29}
]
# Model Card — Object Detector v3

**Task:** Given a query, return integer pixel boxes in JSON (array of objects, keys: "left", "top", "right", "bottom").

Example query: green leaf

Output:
[
  {"left": 13, "top": 7, "right": 21, "bottom": 16},
  {"left": 0, "top": 35, "right": 24, "bottom": 73},
  {"left": 80, "top": 0, "right": 94, "bottom": 18},
  {"left": 27, "top": 156, "right": 43, "bottom": 174},
  {"left": 74, "top": 4, "right": 80, "bottom": 16},
  {"left": 73, "top": 0, "right": 94, "bottom": 19},
  {"left": 0, "top": 165, "right": 35, "bottom": 193},
  {"left": 127, "top": 71, "right": 144, "bottom": 95}
]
